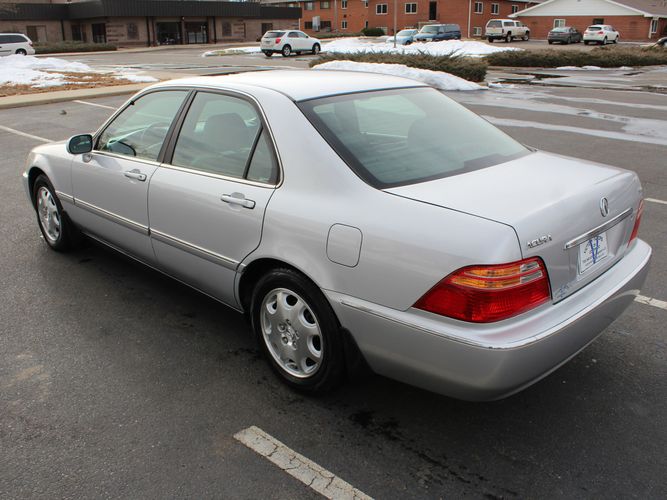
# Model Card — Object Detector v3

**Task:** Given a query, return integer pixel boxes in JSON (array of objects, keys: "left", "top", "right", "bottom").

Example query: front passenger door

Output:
[{"left": 70, "top": 90, "right": 188, "bottom": 263}]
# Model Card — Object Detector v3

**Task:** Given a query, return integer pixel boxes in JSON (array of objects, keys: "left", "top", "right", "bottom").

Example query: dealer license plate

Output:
[{"left": 578, "top": 232, "right": 608, "bottom": 274}]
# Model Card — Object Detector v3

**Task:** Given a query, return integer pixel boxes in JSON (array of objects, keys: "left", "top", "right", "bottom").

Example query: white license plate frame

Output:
[{"left": 578, "top": 232, "right": 609, "bottom": 274}]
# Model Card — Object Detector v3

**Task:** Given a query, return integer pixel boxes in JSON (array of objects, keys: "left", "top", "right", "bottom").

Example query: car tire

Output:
[
  {"left": 263, "top": 51, "right": 273, "bottom": 57},
  {"left": 523, "top": 32, "right": 530, "bottom": 41},
  {"left": 584, "top": 40, "right": 590, "bottom": 45},
  {"left": 281, "top": 44, "right": 292, "bottom": 57},
  {"left": 32, "top": 174, "right": 79, "bottom": 252},
  {"left": 602, "top": 37, "right": 607, "bottom": 45},
  {"left": 548, "top": 40, "right": 553, "bottom": 45},
  {"left": 505, "top": 33, "right": 512, "bottom": 43},
  {"left": 405, "top": 40, "right": 412, "bottom": 46},
  {"left": 15, "top": 49, "right": 27, "bottom": 55},
  {"left": 312, "top": 43, "right": 320, "bottom": 55},
  {"left": 613, "top": 36, "right": 618, "bottom": 44},
  {"left": 250, "top": 268, "right": 346, "bottom": 394},
  {"left": 488, "top": 37, "right": 494, "bottom": 43}
]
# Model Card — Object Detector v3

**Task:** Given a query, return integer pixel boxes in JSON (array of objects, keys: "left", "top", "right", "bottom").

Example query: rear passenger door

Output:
[
  {"left": 148, "top": 90, "right": 280, "bottom": 307},
  {"left": 0, "top": 35, "right": 12, "bottom": 56}
]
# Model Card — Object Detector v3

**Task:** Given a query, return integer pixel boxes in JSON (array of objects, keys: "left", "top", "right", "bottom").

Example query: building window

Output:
[
  {"left": 376, "top": 3, "right": 388, "bottom": 14},
  {"left": 341, "top": 0, "right": 348, "bottom": 9},
  {"left": 473, "top": 26, "right": 482, "bottom": 36},
  {"left": 553, "top": 19, "right": 566, "bottom": 28},
  {"left": 511, "top": 5, "right": 519, "bottom": 14},
  {"left": 305, "top": 21, "right": 313, "bottom": 29},
  {"left": 364, "top": 0, "right": 368, "bottom": 7},
  {"left": 378, "top": 26, "right": 388, "bottom": 34},
  {"left": 592, "top": 18, "right": 604, "bottom": 24},
  {"left": 365, "top": 20, "right": 369, "bottom": 28},
  {"left": 650, "top": 18, "right": 659, "bottom": 34},
  {"left": 304, "top": 2, "right": 314, "bottom": 10},
  {"left": 222, "top": 22, "right": 232, "bottom": 36},
  {"left": 127, "top": 23, "right": 139, "bottom": 40},
  {"left": 342, "top": 20, "right": 348, "bottom": 29},
  {"left": 491, "top": 3, "right": 499, "bottom": 15},
  {"left": 320, "top": 1, "right": 330, "bottom": 9},
  {"left": 405, "top": 3, "right": 417, "bottom": 14},
  {"left": 474, "top": 2, "right": 483, "bottom": 14}
]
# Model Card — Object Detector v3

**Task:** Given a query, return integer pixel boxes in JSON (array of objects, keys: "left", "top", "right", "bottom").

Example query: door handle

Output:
[
  {"left": 124, "top": 169, "right": 147, "bottom": 182},
  {"left": 221, "top": 193, "right": 255, "bottom": 209}
]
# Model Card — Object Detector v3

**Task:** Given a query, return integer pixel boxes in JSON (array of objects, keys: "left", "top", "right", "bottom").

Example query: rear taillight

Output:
[
  {"left": 275, "top": 38, "right": 281, "bottom": 44},
  {"left": 598, "top": 31, "right": 604, "bottom": 34},
  {"left": 29, "top": 41, "right": 33, "bottom": 46},
  {"left": 629, "top": 199, "right": 644, "bottom": 244},
  {"left": 414, "top": 257, "right": 551, "bottom": 323}
]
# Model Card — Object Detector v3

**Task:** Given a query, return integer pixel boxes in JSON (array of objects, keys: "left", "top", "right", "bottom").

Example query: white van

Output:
[{"left": 0, "top": 33, "right": 35, "bottom": 56}]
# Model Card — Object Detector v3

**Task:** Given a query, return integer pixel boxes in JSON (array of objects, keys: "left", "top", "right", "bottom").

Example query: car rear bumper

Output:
[{"left": 325, "top": 239, "right": 651, "bottom": 401}]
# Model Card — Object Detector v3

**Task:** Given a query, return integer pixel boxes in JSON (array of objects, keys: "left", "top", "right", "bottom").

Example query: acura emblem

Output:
[{"left": 600, "top": 197, "right": 609, "bottom": 217}]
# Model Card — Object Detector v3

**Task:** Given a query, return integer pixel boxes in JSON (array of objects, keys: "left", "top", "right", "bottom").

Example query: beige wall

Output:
[{"left": 0, "top": 19, "right": 64, "bottom": 42}]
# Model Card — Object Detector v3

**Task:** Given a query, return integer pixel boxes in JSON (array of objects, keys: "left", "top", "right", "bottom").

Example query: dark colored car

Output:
[
  {"left": 413, "top": 24, "right": 461, "bottom": 42},
  {"left": 548, "top": 27, "right": 583, "bottom": 44}
]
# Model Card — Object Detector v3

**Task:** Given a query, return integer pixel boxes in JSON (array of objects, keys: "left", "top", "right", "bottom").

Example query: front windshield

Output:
[
  {"left": 397, "top": 30, "right": 415, "bottom": 36},
  {"left": 420, "top": 26, "right": 439, "bottom": 33},
  {"left": 298, "top": 87, "right": 529, "bottom": 188}
]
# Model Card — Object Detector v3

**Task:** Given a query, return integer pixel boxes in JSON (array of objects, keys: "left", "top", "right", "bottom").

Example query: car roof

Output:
[{"left": 153, "top": 70, "right": 427, "bottom": 102}]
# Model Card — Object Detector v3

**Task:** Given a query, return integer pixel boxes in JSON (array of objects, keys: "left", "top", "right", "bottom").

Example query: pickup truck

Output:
[{"left": 485, "top": 19, "right": 530, "bottom": 42}]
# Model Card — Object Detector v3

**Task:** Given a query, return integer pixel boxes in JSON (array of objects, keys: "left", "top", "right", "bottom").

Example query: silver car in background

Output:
[{"left": 23, "top": 71, "right": 650, "bottom": 400}]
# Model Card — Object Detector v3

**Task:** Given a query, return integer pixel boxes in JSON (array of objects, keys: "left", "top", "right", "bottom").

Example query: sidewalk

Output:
[
  {"left": 0, "top": 83, "right": 151, "bottom": 110},
  {"left": 34, "top": 41, "right": 260, "bottom": 58}
]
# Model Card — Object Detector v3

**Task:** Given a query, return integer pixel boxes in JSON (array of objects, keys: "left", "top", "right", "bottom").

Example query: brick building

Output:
[
  {"left": 511, "top": 0, "right": 667, "bottom": 41},
  {"left": 263, "top": 0, "right": 539, "bottom": 37},
  {"left": 0, "top": 0, "right": 302, "bottom": 45}
]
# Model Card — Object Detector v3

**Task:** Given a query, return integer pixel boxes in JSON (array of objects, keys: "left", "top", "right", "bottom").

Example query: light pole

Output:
[{"left": 393, "top": 0, "right": 397, "bottom": 48}]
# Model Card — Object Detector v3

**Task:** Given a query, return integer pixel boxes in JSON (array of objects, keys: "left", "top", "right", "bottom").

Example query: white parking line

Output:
[
  {"left": 234, "top": 426, "right": 372, "bottom": 500},
  {"left": 635, "top": 295, "right": 667, "bottom": 311},
  {"left": 0, "top": 125, "right": 53, "bottom": 143},
  {"left": 646, "top": 198, "right": 667, "bottom": 206},
  {"left": 73, "top": 100, "right": 116, "bottom": 110}
]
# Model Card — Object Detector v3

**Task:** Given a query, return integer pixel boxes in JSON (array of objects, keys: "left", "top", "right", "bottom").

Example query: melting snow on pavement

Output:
[
  {"left": 313, "top": 60, "right": 483, "bottom": 91},
  {"left": 322, "top": 37, "right": 520, "bottom": 57}
]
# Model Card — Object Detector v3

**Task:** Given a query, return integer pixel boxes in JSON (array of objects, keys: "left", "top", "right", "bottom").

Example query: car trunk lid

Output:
[{"left": 385, "top": 151, "right": 641, "bottom": 302}]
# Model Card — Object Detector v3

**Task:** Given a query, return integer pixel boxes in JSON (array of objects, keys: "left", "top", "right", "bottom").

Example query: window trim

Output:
[
  {"left": 162, "top": 88, "right": 282, "bottom": 187},
  {"left": 342, "top": 19, "right": 348, "bottom": 29},
  {"left": 650, "top": 18, "right": 658, "bottom": 35},
  {"left": 376, "top": 3, "right": 388, "bottom": 15},
  {"left": 405, "top": 2, "right": 417, "bottom": 14},
  {"left": 553, "top": 19, "right": 566, "bottom": 28},
  {"left": 491, "top": 3, "right": 499, "bottom": 15},
  {"left": 341, "top": 0, "right": 348, "bottom": 9},
  {"left": 511, "top": 5, "right": 519, "bottom": 14},
  {"left": 474, "top": 1, "right": 483, "bottom": 14}
]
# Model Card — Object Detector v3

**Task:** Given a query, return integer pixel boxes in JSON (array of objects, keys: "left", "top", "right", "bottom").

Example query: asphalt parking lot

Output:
[{"left": 1, "top": 78, "right": 665, "bottom": 498}]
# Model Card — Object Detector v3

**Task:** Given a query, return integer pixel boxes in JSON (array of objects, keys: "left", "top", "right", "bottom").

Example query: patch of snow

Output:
[
  {"left": 203, "top": 46, "right": 261, "bottom": 57},
  {"left": 323, "top": 38, "right": 519, "bottom": 57},
  {"left": 618, "top": 66, "right": 633, "bottom": 70},
  {"left": 555, "top": 65, "right": 603, "bottom": 70},
  {"left": 313, "top": 60, "right": 482, "bottom": 91},
  {"left": 116, "top": 74, "right": 158, "bottom": 83},
  {"left": 0, "top": 54, "right": 92, "bottom": 87}
]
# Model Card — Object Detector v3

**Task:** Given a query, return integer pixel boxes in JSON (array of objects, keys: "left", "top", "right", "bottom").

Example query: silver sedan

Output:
[{"left": 23, "top": 71, "right": 651, "bottom": 400}]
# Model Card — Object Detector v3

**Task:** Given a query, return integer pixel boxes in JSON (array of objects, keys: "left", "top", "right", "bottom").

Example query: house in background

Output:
[
  {"left": 0, "top": 0, "right": 302, "bottom": 45},
  {"left": 262, "top": 0, "right": 541, "bottom": 37},
  {"left": 511, "top": 0, "right": 667, "bottom": 41}
]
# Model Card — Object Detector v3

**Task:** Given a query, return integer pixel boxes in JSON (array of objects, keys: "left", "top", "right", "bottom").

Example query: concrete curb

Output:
[{"left": 0, "top": 83, "right": 152, "bottom": 110}]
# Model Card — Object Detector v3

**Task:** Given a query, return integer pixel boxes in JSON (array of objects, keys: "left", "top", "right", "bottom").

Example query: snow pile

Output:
[
  {"left": 323, "top": 38, "right": 519, "bottom": 57},
  {"left": 115, "top": 74, "right": 158, "bottom": 83},
  {"left": 203, "top": 46, "right": 261, "bottom": 57},
  {"left": 555, "top": 65, "right": 603, "bottom": 70},
  {"left": 313, "top": 61, "right": 482, "bottom": 91},
  {"left": 0, "top": 54, "right": 92, "bottom": 86}
]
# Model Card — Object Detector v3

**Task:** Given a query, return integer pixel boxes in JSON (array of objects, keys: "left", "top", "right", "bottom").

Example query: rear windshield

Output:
[
  {"left": 551, "top": 27, "right": 569, "bottom": 32},
  {"left": 263, "top": 31, "right": 285, "bottom": 38},
  {"left": 588, "top": 26, "right": 602, "bottom": 30},
  {"left": 420, "top": 26, "right": 440, "bottom": 33},
  {"left": 298, "top": 88, "right": 529, "bottom": 189},
  {"left": 487, "top": 20, "right": 502, "bottom": 27}
]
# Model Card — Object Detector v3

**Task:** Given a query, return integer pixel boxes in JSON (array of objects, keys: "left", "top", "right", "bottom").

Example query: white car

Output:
[
  {"left": 485, "top": 19, "right": 530, "bottom": 42},
  {"left": 261, "top": 30, "right": 321, "bottom": 57},
  {"left": 0, "top": 33, "right": 35, "bottom": 56},
  {"left": 583, "top": 25, "right": 619, "bottom": 45}
]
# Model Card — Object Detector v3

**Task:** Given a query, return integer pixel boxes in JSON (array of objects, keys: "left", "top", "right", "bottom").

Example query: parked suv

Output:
[
  {"left": 413, "top": 24, "right": 461, "bottom": 42},
  {"left": 0, "top": 33, "right": 35, "bottom": 56},
  {"left": 583, "top": 25, "right": 619, "bottom": 45},
  {"left": 485, "top": 19, "right": 530, "bottom": 42},
  {"left": 261, "top": 30, "right": 320, "bottom": 57}
]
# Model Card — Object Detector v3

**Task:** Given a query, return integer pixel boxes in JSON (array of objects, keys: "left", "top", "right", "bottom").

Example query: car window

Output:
[
  {"left": 503, "top": 22, "right": 513, "bottom": 27},
  {"left": 298, "top": 32, "right": 309, "bottom": 38},
  {"left": 487, "top": 20, "right": 502, "bottom": 28},
  {"left": 588, "top": 26, "right": 602, "bottom": 30},
  {"left": 0, "top": 35, "right": 8, "bottom": 43},
  {"left": 96, "top": 90, "right": 187, "bottom": 161},
  {"left": 171, "top": 92, "right": 269, "bottom": 180},
  {"left": 299, "top": 87, "right": 529, "bottom": 188},
  {"left": 264, "top": 31, "right": 285, "bottom": 38},
  {"left": 246, "top": 129, "right": 279, "bottom": 184}
]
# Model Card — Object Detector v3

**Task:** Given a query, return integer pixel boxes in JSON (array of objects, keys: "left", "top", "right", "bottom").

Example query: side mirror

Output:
[{"left": 67, "top": 134, "right": 93, "bottom": 155}]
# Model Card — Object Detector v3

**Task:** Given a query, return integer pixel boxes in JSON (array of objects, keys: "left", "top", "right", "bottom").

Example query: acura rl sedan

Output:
[{"left": 23, "top": 71, "right": 651, "bottom": 400}]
